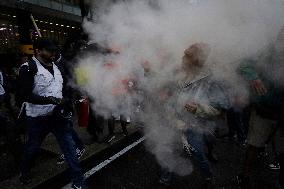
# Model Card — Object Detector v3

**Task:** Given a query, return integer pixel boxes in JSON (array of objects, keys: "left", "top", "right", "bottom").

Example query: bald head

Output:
[{"left": 182, "top": 42, "right": 211, "bottom": 70}]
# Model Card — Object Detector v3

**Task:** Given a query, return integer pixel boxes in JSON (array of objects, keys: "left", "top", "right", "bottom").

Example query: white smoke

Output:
[{"left": 76, "top": 0, "right": 284, "bottom": 176}]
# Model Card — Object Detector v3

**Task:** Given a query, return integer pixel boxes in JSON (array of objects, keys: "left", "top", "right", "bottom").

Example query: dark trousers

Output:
[
  {"left": 21, "top": 115, "right": 83, "bottom": 186},
  {"left": 71, "top": 128, "right": 84, "bottom": 150},
  {"left": 108, "top": 115, "right": 128, "bottom": 136},
  {"left": 227, "top": 107, "right": 250, "bottom": 143}
]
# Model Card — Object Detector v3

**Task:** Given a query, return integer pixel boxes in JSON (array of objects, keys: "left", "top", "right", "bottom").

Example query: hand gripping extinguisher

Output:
[{"left": 77, "top": 97, "right": 89, "bottom": 128}]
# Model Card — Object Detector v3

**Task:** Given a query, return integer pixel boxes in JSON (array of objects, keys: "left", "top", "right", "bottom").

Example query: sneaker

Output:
[
  {"left": 126, "top": 117, "right": 131, "bottom": 123},
  {"left": 236, "top": 174, "right": 250, "bottom": 189},
  {"left": 268, "top": 161, "right": 280, "bottom": 170},
  {"left": 77, "top": 148, "right": 85, "bottom": 159},
  {"left": 19, "top": 174, "right": 32, "bottom": 185},
  {"left": 57, "top": 148, "right": 86, "bottom": 165},
  {"left": 56, "top": 154, "right": 65, "bottom": 165}
]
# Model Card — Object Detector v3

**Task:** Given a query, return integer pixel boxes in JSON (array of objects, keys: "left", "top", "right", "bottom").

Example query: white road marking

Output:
[{"left": 62, "top": 136, "right": 145, "bottom": 189}]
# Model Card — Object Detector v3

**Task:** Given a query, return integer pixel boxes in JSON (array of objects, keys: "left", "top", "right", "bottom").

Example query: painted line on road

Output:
[{"left": 62, "top": 136, "right": 146, "bottom": 189}]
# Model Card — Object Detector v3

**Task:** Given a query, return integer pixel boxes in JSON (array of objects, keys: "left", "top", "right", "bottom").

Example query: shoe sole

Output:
[{"left": 269, "top": 167, "right": 280, "bottom": 170}]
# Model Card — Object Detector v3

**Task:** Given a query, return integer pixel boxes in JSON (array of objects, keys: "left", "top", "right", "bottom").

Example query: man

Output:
[
  {"left": 175, "top": 43, "right": 229, "bottom": 188},
  {"left": 18, "top": 39, "right": 86, "bottom": 189},
  {"left": 237, "top": 26, "right": 284, "bottom": 189},
  {"left": 159, "top": 43, "right": 230, "bottom": 189}
]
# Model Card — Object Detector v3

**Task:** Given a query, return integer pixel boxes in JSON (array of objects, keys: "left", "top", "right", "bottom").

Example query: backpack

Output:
[{"left": 15, "top": 59, "right": 38, "bottom": 107}]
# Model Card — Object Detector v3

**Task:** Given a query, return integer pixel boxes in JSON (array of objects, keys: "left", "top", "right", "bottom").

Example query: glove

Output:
[{"left": 47, "top": 96, "right": 63, "bottom": 105}]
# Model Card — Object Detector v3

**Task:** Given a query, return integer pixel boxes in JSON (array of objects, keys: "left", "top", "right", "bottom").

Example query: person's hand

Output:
[
  {"left": 250, "top": 79, "right": 267, "bottom": 96},
  {"left": 47, "top": 96, "right": 63, "bottom": 105},
  {"left": 185, "top": 102, "right": 198, "bottom": 113}
]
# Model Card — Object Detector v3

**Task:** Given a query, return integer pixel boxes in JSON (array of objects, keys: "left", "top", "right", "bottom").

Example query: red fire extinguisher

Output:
[{"left": 77, "top": 97, "right": 89, "bottom": 128}]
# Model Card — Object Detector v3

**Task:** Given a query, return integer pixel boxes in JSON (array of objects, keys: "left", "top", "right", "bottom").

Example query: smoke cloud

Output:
[{"left": 76, "top": 0, "right": 284, "bottom": 176}]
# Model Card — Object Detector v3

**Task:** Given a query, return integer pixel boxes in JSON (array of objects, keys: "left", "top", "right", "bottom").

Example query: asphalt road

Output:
[{"left": 85, "top": 137, "right": 281, "bottom": 189}]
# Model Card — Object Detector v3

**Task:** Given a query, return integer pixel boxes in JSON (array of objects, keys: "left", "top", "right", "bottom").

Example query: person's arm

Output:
[
  {"left": 18, "top": 65, "right": 61, "bottom": 105},
  {"left": 185, "top": 102, "right": 221, "bottom": 118},
  {"left": 185, "top": 82, "right": 230, "bottom": 119},
  {"left": 239, "top": 59, "right": 267, "bottom": 96}
]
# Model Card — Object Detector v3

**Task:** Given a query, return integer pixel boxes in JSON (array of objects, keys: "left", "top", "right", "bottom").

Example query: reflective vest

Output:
[{"left": 25, "top": 57, "right": 63, "bottom": 117}]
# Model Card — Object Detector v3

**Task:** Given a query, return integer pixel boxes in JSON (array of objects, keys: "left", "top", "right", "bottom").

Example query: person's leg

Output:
[
  {"left": 205, "top": 133, "right": 218, "bottom": 163},
  {"left": 186, "top": 129, "right": 212, "bottom": 179},
  {"left": 51, "top": 116, "right": 84, "bottom": 187},
  {"left": 108, "top": 116, "right": 115, "bottom": 136},
  {"left": 186, "top": 129, "right": 214, "bottom": 188},
  {"left": 56, "top": 123, "right": 85, "bottom": 165},
  {"left": 120, "top": 115, "right": 128, "bottom": 136},
  {"left": 238, "top": 111, "right": 276, "bottom": 188},
  {"left": 227, "top": 108, "right": 237, "bottom": 138},
  {"left": 235, "top": 110, "right": 248, "bottom": 145},
  {"left": 71, "top": 128, "right": 84, "bottom": 151},
  {"left": 95, "top": 114, "right": 105, "bottom": 134},
  {"left": 86, "top": 107, "right": 99, "bottom": 140},
  {"left": 267, "top": 126, "right": 281, "bottom": 170},
  {"left": 20, "top": 116, "right": 49, "bottom": 184}
]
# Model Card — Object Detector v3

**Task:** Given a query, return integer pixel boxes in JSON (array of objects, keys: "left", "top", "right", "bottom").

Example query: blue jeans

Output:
[
  {"left": 21, "top": 115, "right": 84, "bottom": 186},
  {"left": 185, "top": 129, "right": 212, "bottom": 178}
]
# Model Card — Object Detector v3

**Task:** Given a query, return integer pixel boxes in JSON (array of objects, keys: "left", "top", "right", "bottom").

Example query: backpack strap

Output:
[{"left": 27, "top": 59, "right": 38, "bottom": 77}]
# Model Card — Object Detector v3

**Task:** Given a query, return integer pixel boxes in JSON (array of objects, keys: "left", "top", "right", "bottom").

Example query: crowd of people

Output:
[{"left": 0, "top": 25, "right": 283, "bottom": 189}]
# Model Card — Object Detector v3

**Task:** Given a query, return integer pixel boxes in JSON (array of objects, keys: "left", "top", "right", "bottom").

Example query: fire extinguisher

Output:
[{"left": 77, "top": 97, "right": 89, "bottom": 128}]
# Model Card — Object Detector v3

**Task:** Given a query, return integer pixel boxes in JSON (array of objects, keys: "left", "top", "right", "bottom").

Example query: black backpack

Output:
[{"left": 15, "top": 59, "right": 38, "bottom": 107}]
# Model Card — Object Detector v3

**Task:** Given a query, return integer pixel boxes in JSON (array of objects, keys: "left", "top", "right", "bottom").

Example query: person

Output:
[
  {"left": 173, "top": 43, "right": 229, "bottom": 187},
  {"left": 102, "top": 60, "right": 132, "bottom": 143},
  {"left": 18, "top": 39, "right": 86, "bottom": 189},
  {"left": 237, "top": 26, "right": 284, "bottom": 189},
  {"left": 159, "top": 43, "right": 230, "bottom": 189}
]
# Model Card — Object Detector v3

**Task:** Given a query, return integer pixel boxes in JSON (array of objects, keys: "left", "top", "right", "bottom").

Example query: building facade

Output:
[{"left": 0, "top": 0, "right": 86, "bottom": 54}]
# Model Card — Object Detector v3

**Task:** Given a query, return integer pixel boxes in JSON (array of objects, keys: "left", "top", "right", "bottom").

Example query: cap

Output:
[{"left": 33, "top": 38, "right": 58, "bottom": 52}]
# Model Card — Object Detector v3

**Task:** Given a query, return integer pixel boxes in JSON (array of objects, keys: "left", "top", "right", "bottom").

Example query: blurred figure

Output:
[
  {"left": 160, "top": 43, "right": 230, "bottom": 189},
  {"left": 237, "top": 26, "right": 284, "bottom": 189}
]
